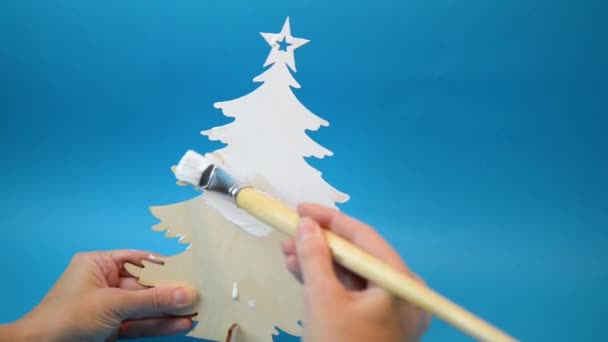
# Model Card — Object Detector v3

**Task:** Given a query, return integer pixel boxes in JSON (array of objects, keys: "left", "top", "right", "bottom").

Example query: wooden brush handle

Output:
[{"left": 235, "top": 187, "right": 516, "bottom": 342}]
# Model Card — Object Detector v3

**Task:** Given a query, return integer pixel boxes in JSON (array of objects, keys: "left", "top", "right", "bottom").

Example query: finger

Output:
[
  {"left": 286, "top": 254, "right": 303, "bottom": 284},
  {"left": 105, "top": 285, "right": 198, "bottom": 319},
  {"left": 297, "top": 203, "right": 409, "bottom": 273},
  {"left": 108, "top": 249, "right": 165, "bottom": 265},
  {"left": 295, "top": 217, "right": 343, "bottom": 304},
  {"left": 113, "top": 297, "right": 198, "bottom": 322},
  {"left": 105, "top": 250, "right": 164, "bottom": 277},
  {"left": 334, "top": 263, "right": 367, "bottom": 291},
  {"left": 282, "top": 240, "right": 303, "bottom": 283},
  {"left": 118, "top": 317, "right": 194, "bottom": 339},
  {"left": 286, "top": 232, "right": 364, "bottom": 290},
  {"left": 119, "top": 312, "right": 183, "bottom": 321},
  {"left": 119, "top": 277, "right": 149, "bottom": 291},
  {"left": 281, "top": 239, "right": 296, "bottom": 256},
  {"left": 117, "top": 277, "right": 197, "bottom": 319}
]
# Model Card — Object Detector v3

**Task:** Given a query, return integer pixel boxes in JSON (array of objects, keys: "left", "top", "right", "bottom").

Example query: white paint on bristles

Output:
[{"left": 175, "top": 150, "right": 212, "bottom": 186}]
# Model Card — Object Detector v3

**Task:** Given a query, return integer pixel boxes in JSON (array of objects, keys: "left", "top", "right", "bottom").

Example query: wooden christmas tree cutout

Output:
[
  {"left": 126, "top": 17, "right": 349, "bottom": 341},
  {"left": 125, "top": 196, "right": 304, "bottom": 341}
]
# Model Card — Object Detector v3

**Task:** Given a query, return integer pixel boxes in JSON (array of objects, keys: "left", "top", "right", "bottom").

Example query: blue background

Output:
[{"left": 1, "top": 1, "right": 606, "bottom": 341}]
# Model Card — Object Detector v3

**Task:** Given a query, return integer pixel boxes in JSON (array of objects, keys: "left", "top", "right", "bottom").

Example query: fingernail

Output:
[
  {"left": 297, "top": 218, "right": 318, "bottom": 241},
  {"left": 173, "top": 287, "right": 195, "bottom": 305},
  {"left": 148, "top": 254, "right": 164, "bottom": 264}
]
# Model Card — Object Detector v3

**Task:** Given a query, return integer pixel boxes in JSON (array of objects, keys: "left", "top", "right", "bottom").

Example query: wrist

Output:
[
  {"left": 0, "top": 321, "right": 26, "bottom": 341},
  {"left": 1, "top": 318, "right": 48, "bottom": 342}
]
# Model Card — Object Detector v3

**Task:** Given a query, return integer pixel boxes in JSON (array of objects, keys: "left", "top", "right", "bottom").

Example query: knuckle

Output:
[
  {"left": 298, "top": 239, "right": 322, "bottom": 259},
  {"left": 70, "top": 252, "right": 91, "bottom": 266},
  {"left": 71, "top": 252, "right": 87, "bottom": 261},
  {"left": 328, "top": 210, "right": 341, "bottom": 226},
  {"left": 151, "top": 288, "right": 164, "bottom": 309},
  {"left": 151, "top": 287, "right": 171, "bottom": 310}
]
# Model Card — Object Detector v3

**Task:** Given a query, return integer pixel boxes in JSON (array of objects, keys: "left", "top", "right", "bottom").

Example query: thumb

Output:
[
  {"left": 108, "top": 285, "right": 198, "bottom": 319},
  {"left": 295, "top": 217, "right": 342, "bottom": 303}
]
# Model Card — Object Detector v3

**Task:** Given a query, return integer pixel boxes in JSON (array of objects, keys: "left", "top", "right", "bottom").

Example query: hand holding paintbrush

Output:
[
  {"left": 282, "top": 203, "right": 431, "bottom": 341},
  {"left": 175, "top": 150, "right": 517, "bottom": 342}
]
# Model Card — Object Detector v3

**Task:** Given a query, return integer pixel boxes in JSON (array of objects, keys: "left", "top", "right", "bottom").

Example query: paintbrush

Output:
[{"left": 174, "top": 149, "right": 517, "bottom": 342}]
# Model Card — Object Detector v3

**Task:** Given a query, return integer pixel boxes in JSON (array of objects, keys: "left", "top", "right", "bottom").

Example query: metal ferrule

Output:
[{"left": 200, "top": 165, "right": 244, "bottom": 199}]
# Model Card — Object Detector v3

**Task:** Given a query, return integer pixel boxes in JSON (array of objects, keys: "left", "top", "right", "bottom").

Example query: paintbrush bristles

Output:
[{"left": 175, "top": 150, "right": 212, "bottom": 186}]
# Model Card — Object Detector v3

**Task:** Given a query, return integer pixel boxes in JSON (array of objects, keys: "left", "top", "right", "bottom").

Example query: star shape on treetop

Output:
[{"left": 260, "top": 17, "right": 310, "bottom": 72}]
